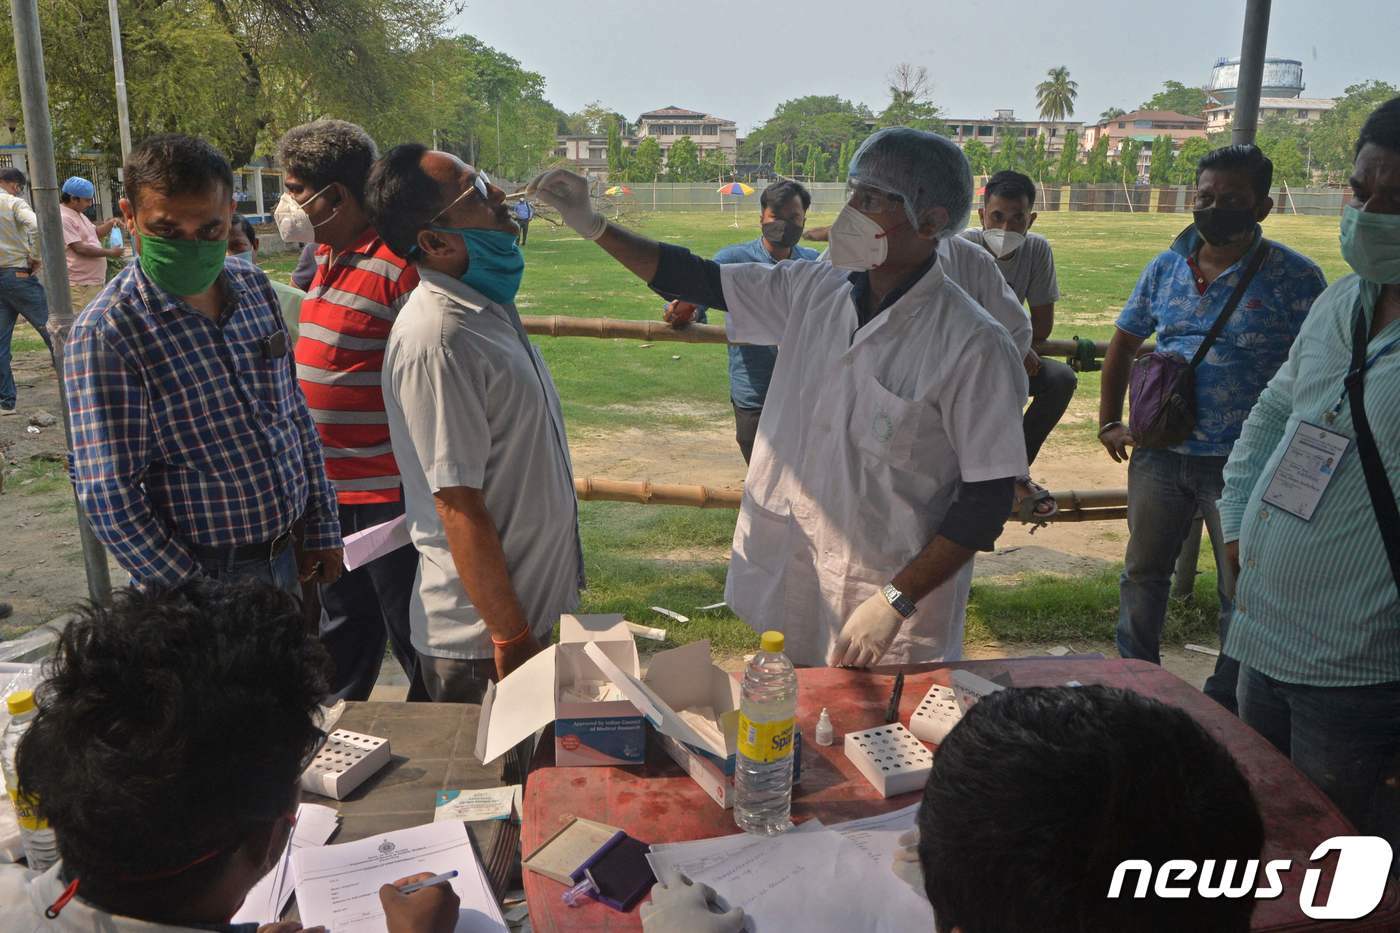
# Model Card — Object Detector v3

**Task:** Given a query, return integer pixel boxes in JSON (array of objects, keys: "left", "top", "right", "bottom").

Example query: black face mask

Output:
[
  {"left": 1193, "top": 206, "right": 1257, "bottom": 247},
  {"left": 761, "top": 219, "right": 803, "bottom": 249}
]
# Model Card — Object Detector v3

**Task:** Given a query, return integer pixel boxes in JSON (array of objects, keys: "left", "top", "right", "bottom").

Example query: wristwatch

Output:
[{"left": 881, "top": 583, "right": 917, "bottom": 619}]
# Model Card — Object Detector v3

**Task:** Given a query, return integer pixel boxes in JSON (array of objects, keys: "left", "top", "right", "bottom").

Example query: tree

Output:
[
  {"left": 1118, "top": 139, "right": 1145, "bottom": 183},
  {"left": 962, "top": 140, "right": 992, "bottom": 177},
  {"left": 665, "top": 135, "right": 700, "bottom": 181},
  {"left": 1035, "top": 66, "right": 1079, "bottom": 121},
  {"left": 742, "top": 95, "right": 873, "bottom": 170},
  {"left": 993, "top": 130, "right": 1023, "bottom": 173},
  {"left": 1082, "top": 136, "right": 1112, "bottom": 182},
  {"left": 803, "top": 144, "right": 828, "bottom": 181},
  {"left": 607, "top": 119, "right": 629, "bottom": 177},
  {"left": 1026, "top": 134, "right": 1048, "bottom": 181},
  {"left": 877, "top": 63, "right": 944, "bottom": 132},
  {"left": 1254, "top": 115, "right": 1310, "bottom": 187},
  {"left": 773, "top": 142, "right": 791, "bottom": 177},
  {"left": 1140, "top": 80, "right": 1208, "bottom": 116},
  {"left": 837, "top": 138, "right": 856, "bottom": 178},
  {"left": 1171, "top": 136, "right": 1213, "bottom": 185},
  {"left": 1099, "top": 106, "right": 1127, "bottom": 122},
  {"left": 698, "top": 148, "right": 729, "bottom": 181},
  {"left": 1148, "top": 135, "right": 1175, "bottom": 184},
  {"left": 1310, "top": 80, "right": 1400, "bottom": 180},
  {"left": 628, "top": 136, "right": 663, "bottom": 182},
  {"left": 564, "top": 100, "right": 625, "bottom": 136},
  {"left": 1052, "top": 131, "right": 1079, "bottom": 183}
]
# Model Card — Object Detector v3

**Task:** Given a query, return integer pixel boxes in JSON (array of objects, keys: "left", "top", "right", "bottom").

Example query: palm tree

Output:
[
  {"left": 1036, "top": 67, "right": 1079, "bottom": 121},
  {"left": 1099, "top": 106, "right": 1127, "bottom": 122}
]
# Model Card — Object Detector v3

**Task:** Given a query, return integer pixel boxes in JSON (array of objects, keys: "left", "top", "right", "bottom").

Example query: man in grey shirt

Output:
[
  {"left": 963, "top": 170, "right": 1076, "bottom": 520},
  {"left": 366, "top": 143, "right": 582, "bottom": 702}
]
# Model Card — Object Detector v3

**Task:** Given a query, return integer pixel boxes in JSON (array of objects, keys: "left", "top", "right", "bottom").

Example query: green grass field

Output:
[{"left": 17, "top": 210, "right": 1348, "bottom": 654}]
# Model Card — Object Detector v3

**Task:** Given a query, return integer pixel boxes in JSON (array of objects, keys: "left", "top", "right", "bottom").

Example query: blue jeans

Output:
[
  {"left": 318, "top": 499, "right": 427, "bottom": 702},
  {"left": 1238, "top": 666, "right": 1400, "bottom": 857},
  {"left": 0, "top": 268, "right": 51, "bottom": 409},
  {"left": 195, "top": 545, "right": 300, "bottom": 601},
  {"left": 1118, "top": 448, "right": 1239, "bottom": 710}
]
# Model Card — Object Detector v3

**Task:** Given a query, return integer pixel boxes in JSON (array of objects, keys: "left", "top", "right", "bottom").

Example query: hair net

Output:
[
  {"left": 848, "top": 127, "right": 973, "bottom": 235},
  {"left": 61, "top": 176, "right": 96, "bottom": 199}
]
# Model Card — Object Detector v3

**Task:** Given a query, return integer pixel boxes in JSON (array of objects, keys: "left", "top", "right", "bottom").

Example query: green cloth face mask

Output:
[
  {"left": 1340, "top": 204, "right": 1400, "bottom": 285},
  {"left": 137, "top": 230, "right": 228, "bottom": 296}
]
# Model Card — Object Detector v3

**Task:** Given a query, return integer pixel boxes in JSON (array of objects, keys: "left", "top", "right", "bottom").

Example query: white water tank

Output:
[{"left": 1207, "top": 57, "right": 1305, "bottom": 105}]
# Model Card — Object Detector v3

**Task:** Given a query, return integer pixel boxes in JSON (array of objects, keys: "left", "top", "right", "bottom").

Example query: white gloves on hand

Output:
[
  {"left": 830, "top": 592, "right": 904, "bottom": 667},
  {"left": 891, "top": 827, "right": 928, "bottom": 899},
  {"left": 640, "top": 869, "right": 746, "bottom": 933},
  {"left": 524, "top": 168, "right": 607, "bottom": 240}
]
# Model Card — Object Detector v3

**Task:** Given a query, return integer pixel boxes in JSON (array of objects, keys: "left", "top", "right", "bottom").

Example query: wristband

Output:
[
  {"left": 1098, "top": 421, "right": 1125, "bottom": 437},
  {"left": 491, "top": 625, "right": 533, "bottom": 648}
]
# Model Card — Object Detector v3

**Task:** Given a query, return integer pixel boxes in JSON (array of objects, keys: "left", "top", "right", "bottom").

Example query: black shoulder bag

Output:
[{"left": 1346, "top": 299, "right": 1400, "bottom": 597}]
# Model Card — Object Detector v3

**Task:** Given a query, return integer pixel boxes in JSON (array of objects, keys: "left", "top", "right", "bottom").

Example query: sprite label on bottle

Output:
[
  {"left": 8, "top": 788, "right": 47, "bottom": 832},
  {"left": 737, "top": 713, "right": 795, "bottom": 764}
]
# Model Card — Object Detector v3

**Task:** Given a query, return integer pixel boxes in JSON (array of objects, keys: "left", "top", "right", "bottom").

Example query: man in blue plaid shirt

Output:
[{"left": 64, "top": 134, "right": 342, "bottom": 594}]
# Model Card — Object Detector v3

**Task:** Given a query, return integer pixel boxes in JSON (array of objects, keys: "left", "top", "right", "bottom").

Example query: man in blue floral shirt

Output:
[{"left": 1097, "top": 144, "right": 1326, "bottom": 711}]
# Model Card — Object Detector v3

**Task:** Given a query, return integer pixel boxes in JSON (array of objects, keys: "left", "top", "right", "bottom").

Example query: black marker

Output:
[{"left": 885, "top": 672, "right": 905, "bottom": 724}]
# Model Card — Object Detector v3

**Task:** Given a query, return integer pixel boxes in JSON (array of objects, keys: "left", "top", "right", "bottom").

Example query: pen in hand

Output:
[{"left": 397, "top": 870, "right": 458, "bottom": 895}]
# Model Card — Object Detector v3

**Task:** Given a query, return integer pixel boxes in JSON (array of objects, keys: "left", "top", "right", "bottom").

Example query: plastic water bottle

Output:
[
  {"left": 108, "top": 225, "right": 123, "bottom": 250},
  {"left": 734, "top": 630, "right": 798, "bottom": 835},
  {"left": 1, "top": 690, "right": 58, "bottom": 871}
]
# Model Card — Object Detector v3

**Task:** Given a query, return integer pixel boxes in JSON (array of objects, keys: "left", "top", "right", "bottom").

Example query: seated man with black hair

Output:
[
  {"left": 916, "top": 685, "right": 1264, "bottom": 933},
  {"left": 0, "top": 579, "right": 457, "bottom": 932},
  {"left": 963, "top": 170, "right": 1076, "bottom": 520}
]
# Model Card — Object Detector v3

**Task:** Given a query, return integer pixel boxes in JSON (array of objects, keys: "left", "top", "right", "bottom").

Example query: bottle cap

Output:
[
  {"left": 5, "top": 689, "right": 34, "bottom": 716},
  {"left": 818, "top": 707, "right": 831, "bottom": 722},
  {"left": 759, "top": 631, "right": 784, "bottom": 653}
]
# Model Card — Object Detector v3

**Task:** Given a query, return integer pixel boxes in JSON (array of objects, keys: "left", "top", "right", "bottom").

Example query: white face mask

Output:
[
  {"left": 272, "top": 186, "right": 335, "bottom": 243},
  {"left": 827, "top": 204, "right": 889, "bottom": 271},
  {"left": 980, "top": 228, "right": 1025, "bottom": 259}
]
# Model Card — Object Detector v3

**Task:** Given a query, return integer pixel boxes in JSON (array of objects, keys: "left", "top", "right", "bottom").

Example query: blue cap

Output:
[{"left": 61, "top": 176, "right": 95, "bottom": 199}]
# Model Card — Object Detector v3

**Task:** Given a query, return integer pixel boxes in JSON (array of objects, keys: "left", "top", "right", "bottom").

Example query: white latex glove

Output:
[
  {"left": 830, "top": 592, "right": 904, "bottom": 667},
  {"left": 524, "top": 168, "right": 607, "bottom": 240},
  {"left": 891, "top": 827, "right": 928, "bottom": 899},
  {"left": 640, "top": 869, "right": 746, "bottom": 933}
]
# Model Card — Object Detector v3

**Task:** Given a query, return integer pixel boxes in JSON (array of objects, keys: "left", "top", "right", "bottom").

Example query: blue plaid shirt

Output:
[{"left": 64, "top": 258, "right": 341, "bottom": 587}]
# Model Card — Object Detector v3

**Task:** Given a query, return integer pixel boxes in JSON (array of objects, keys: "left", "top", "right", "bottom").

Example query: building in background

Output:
[
  {"left": 942, "top": 110, "right": 1083, "bottom": 154},
  {"left": 1203, "top": 58, "right": 1333, "bottom": 133},
  {"left": 1203, "top": 97, "right": 1336, "bottom": 133},
  {"left": 636, "top": 106, "right": 738, "bottom": 166},
  {"left": 554, "top": 134, "right": 617, "bottom": 177},
  {"left": 1081, "top": 110, "right": 1207, "bottom": 154}
]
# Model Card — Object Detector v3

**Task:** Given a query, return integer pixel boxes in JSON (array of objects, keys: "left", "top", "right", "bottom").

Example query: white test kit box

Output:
[
  {"left": 584, "top": 639, "right": 747, "bottom": 805},
  {"left": 475, "top": 615, "right": 645, "bottom": 768}
]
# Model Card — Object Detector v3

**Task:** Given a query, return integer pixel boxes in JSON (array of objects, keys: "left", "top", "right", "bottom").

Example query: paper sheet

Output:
[
  {"left": 826, "top": 803, "right": 920, "bottom": 873},
  {"left": 342, "top": 515, "right": 411, "bottom": 571},
  {"left": 293, "top": 819, "right": 505, "bottom": 933},
  {"left": 648, "top": 823, "right": 933, "bottom": 932},
  {"left": 230, "top": 803, "right": 340, "bottom": 924}
]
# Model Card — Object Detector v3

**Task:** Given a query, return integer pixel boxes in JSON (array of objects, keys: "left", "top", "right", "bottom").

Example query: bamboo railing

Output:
[{"left": 574, "top": 477, "right": 1128, "bottom": 523}]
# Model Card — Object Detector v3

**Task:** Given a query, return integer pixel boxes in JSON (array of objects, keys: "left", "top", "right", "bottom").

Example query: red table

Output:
[{"left": 523, "top": 658, "right": 1400, "bottom": 931}]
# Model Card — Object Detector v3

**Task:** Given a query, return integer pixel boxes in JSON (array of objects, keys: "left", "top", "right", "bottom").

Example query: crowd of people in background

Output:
[{"left": 0, "top": 92, "right": 1395, "bottom": 930}]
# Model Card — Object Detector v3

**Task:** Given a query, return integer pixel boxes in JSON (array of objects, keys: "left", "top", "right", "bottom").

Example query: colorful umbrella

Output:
[
  {"left": 716, "top": 182, "right": 754, "bottom": 196},
  {"left": 604, "top": 185, "right": 632, "bottom": 196}
]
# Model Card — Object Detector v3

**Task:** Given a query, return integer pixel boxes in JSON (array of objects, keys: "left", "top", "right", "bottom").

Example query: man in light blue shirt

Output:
[
  {"left": 1097, "top": 144, "right": 1327, "bottom": 712},
  {"left": 1220, "top": 98, "right": 1400, "bottom": 851},
  {"left": 663, "top": 180, "right": 818, "bottom": 463}
]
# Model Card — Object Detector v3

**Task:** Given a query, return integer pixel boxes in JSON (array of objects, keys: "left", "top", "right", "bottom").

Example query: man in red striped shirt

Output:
[{"left": 277, "top": 119, "right": 427, "bottom": 701}]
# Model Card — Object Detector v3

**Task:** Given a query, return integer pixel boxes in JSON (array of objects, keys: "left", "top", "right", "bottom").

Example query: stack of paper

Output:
[
  {"left": 231, "top": 803, "right": 340, "bottom": 925},
  {"left": 294, "top": 820, "right": 506, "bottom": 933},
  {"left": 647, "top": 809, "right": 932, "bottom": 932}
]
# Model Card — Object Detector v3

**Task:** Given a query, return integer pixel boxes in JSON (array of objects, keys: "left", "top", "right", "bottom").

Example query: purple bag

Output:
[
  {"left": 1127, "top": 241, "right": 1271, "bottom": 449},
  {"left": 1129, "top": 353, "right": 1196, "bottom": 448}
]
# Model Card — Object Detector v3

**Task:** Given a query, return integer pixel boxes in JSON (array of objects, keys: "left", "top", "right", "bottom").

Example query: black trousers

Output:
[
  {"left": 732, "top": 399, "right": 763, "bottom": 465},
  {"left": 318, "top": 498, "right": 429, "bottom": 701}
]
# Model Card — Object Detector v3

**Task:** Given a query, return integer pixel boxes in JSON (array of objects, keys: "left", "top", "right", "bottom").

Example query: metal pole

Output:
[
  {"left": 1231, "top": 0, "right": 1272, "bottom": 146},
  {"left": 106, "top": 0, "right": 132, "bottom": 162},
  {"left": 12, "top": 0, "right": 114, "bottom": 605}
]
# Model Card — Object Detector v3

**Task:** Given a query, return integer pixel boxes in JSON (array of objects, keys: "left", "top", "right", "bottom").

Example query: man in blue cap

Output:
[{"left": 60, "top": 175, "right": 125, "bottom": 314}]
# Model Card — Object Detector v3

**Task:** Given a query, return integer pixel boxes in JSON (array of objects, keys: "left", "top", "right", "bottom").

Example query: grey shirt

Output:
[
  {"left": 383, "top": 268, "right": 582, "bottom": 659},
  {"left": 961, "top": 229, "right": 1060, "bottom": 308}
]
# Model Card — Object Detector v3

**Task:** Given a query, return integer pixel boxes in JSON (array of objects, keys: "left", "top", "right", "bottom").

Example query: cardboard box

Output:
[
  {"left": 585, "top": 639, "right": 802, "bottom": 807},
  {"left": 475, "top": 615, "right": 645, "bottom": 767}
]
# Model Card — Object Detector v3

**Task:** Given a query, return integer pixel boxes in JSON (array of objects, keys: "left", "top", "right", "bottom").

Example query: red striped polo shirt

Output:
[{"left": 294, "top": 229, "right": 419, "bottom": 505}]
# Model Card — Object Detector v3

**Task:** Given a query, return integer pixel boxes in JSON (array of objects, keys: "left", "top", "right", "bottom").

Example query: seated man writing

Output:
[{"left": 0, "top": 579, "right": 457, "bottom": 933}]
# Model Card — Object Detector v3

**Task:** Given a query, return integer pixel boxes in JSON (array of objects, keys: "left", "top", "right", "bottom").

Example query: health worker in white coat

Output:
[{"left": 529, "top": 128, "right": 1029, "bottom": 667}]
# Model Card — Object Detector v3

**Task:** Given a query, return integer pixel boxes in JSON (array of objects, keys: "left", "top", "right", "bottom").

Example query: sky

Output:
[{"left": 449, "top": 0, "right": 1400, "bottom": 133}]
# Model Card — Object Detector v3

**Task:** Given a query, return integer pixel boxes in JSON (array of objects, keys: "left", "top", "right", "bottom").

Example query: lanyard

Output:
[{"left": 1327, "top": 297, "right": 1400, "bottom": 423}]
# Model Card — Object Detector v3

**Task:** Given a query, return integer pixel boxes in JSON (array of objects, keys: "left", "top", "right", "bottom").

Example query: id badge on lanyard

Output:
[{"left": 1260, "top": 420, "right": 1350, "bottom": 521}]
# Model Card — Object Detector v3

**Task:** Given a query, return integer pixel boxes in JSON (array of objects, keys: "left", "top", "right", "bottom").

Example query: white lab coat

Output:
[
  {"left": 720, "top": 256, "right": 1028, "bottom": 666},
  {"left": 0, "top": 861, "right": 223, "bottom": 932}
]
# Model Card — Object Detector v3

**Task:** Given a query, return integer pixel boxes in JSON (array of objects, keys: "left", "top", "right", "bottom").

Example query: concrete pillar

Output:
[{"left": 253, "top": 167, "right": 265, "bottom": 216}]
